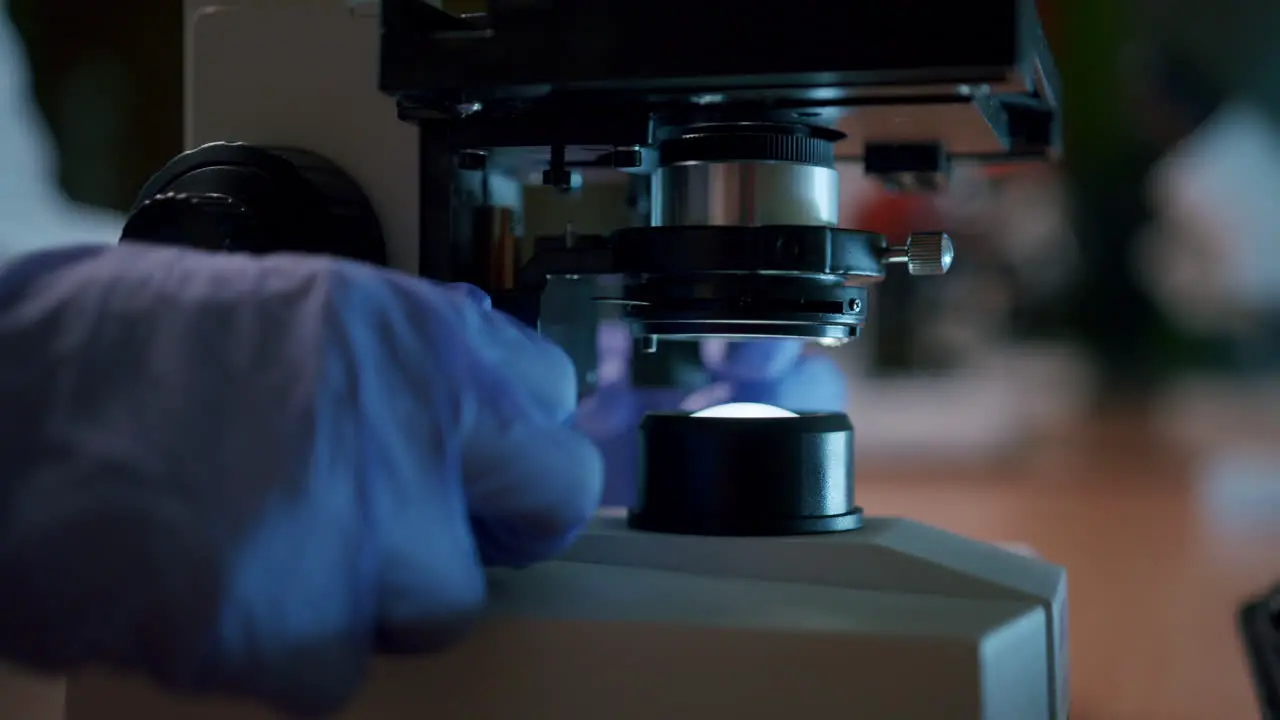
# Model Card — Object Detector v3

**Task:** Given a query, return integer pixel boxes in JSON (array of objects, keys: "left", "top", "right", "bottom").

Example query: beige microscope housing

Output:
[{"left": 50, "top": 2, "right": 1069, "bottom": 718}]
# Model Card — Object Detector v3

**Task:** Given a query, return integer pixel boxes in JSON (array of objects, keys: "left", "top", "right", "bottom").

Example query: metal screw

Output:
[
  {"left": 850, "top": 298, "right": 863, "bottom": 313},
  {"left": 883, "top": 231, "right": 955, "bottom": 276}
]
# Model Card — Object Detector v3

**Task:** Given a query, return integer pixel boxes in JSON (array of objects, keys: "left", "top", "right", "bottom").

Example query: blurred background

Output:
[{"left": 4, "top": 0, "right": 1279, "bottom": 716}]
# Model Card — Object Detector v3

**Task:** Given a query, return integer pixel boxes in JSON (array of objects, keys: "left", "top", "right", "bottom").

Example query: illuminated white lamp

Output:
[{"left": 691, "top": 402, "right": 798, "bottom": 419}]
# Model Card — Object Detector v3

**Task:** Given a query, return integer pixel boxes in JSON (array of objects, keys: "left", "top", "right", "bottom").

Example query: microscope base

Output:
[{"left": 65, "top": 516, "right": 1068, "bottom": 720}]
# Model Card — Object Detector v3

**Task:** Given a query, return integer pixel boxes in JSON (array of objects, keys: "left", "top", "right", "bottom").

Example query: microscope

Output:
[{"left": 67, "top": 1, "right": 1067, "bottom": 718}]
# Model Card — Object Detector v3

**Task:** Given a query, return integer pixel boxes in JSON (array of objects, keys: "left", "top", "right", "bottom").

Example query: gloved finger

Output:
[
  {"left": 445, "top": 288, "right": 578, "bottom": 423},
  {"left": 376, "top": 381, "right": 601, "bottom": 654},
  {"left": 594, "top": 320, "right": 634, "bottom": 386},
  {"left": 460, "top": 306, "right": 579, "bottom": 423},
  {"left": 574, "top": 382, "right": 638, "bottom": 438},
  {"left": 465, "top": 422, "right": 603, "bottom": 567},
  {"left": 444, "top": 296, "right": 602, "bottom": 558},
  {"left": 388, "top": 272, "right": 579, "bottom": 423},
  {"left": 699, "top": 338, "right": 804, "bottom": 382},
  {"left": 734, "top": 353, "right": 847, "bottom": 413},
  {"left": 440, "top": 291, "right": 602, "bottom": 567},
  {"left": 371, "top": 477, "right": 486, "bottom": 655},
  {"left": 369, "top": 272, "right": 598, "bottom": 650},
  {"left": 358, "top": 323, "right": 490, "bottom": 655},
  {"left": 373, "top": 399, "right": 602, "bottom": 655}
]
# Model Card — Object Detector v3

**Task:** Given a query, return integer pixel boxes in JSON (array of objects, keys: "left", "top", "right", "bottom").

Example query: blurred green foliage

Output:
[{"left": 1056, "top": 0, "right": 1208, "bottom": 390}]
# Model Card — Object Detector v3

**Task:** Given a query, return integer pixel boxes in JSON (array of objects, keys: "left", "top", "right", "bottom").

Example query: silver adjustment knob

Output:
[{"left": 884, "top": 231, "right": 955, "bottom": 276}]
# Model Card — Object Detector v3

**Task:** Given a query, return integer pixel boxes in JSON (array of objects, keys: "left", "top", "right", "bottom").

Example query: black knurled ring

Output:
[{"left": 658, "top": 128, "right": 837, "bottom": 168}]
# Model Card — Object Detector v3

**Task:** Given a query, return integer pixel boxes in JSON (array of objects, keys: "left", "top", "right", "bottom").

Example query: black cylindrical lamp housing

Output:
[{"left": 628, "top": 412, "right": 862, "bottom": 537}]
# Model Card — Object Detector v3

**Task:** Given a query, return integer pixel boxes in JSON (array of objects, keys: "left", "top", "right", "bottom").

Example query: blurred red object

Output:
[
  {"left": 852, "top": 192, "right": 940, "bottom": 243},
  {"left": 841, "top": 167, "right": 946, "bottom": 244}
]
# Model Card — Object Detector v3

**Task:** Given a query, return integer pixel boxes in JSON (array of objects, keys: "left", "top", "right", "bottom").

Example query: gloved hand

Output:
[
  {"left": 0, "top": 244, "right": 602, "bottom": 715},
  {"left": 575, "top": 322, "right": 847, "bottom": 506}
]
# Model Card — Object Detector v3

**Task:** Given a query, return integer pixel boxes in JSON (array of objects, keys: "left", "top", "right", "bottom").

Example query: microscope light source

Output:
[{"left": 691, "top": 402, "right": 798, "bottom": 419}]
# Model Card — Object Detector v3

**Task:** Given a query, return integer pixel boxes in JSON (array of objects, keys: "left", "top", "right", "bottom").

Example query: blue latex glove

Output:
[
  {"left": 0, "top": 244, "right": 602, "bottom": 715},
  {"left": 575, "top": 322, "right": 847, "bottom": 506}
]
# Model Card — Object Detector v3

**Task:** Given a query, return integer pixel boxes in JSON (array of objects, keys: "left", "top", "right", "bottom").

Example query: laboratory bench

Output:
[{"left": 858, "top": 411, "right": 1280, "bottom": 719}]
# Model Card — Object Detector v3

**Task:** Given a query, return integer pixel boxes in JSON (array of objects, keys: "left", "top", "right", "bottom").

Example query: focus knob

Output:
[
  {"left": 121, "top": 142, "right": 385, "bottom": 265},
  {"left": 882, "top": 231, "right": 955, "bottom": 276},
  {"left": 904, "top": 232, "right": 955, "bottom": 276},
  {"left": 124, "top": 192, "right": 259, "bottom": 252}
]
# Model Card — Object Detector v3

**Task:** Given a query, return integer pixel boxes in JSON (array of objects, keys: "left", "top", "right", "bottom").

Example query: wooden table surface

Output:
[{"left": 857, "top": 412, "right": 1280, "bottom": 720}]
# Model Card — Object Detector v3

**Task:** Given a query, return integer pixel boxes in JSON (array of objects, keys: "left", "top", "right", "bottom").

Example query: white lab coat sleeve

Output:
[{"left": 0, "top": 2, "right": 123, "bottom": 262}]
